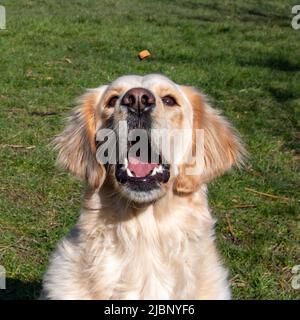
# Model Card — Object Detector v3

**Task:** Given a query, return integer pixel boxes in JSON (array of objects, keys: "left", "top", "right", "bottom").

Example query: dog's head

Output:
[{"left": 54, "top": 74, "right": 245, "bottom": 204}]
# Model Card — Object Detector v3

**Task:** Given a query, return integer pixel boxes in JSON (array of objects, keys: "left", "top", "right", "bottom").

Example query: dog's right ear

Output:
[{"left": 53, "top": 86, "right": 108, "bottom": 189}]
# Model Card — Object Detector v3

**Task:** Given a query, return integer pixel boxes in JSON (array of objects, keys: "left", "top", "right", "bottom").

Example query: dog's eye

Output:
[
  {"left": 107, "top": 96, "right": 118, "bottom": 108},
  {"left": 162, "top": 96, "right": 176, "bottom": 107}
]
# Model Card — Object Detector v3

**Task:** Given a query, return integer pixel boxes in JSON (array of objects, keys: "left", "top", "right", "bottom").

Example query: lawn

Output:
[{"left": 0, "top": 0, "right": 299, "bottom": 300}]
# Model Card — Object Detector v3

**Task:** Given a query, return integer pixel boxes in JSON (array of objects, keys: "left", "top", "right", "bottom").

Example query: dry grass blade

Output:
[
  {"left": 29, "top": 111, "right": 58, "bottom": 116},
  {"left": 245, "top": 187, "right": 291, "bottom": 202},
  {"left": 225, "top": 213, "right": 240, "bottom": 244},
  {"left": 0, "top": 144, "right": 36, "bottom": 150},
  {"left": 233, "top": 204, "right": 257, "bottom": 209}
]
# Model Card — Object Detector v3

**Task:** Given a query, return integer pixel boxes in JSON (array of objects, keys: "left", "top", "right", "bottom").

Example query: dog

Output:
[{"left": 41, "top": 74, "right": 245, "bottom": 299}]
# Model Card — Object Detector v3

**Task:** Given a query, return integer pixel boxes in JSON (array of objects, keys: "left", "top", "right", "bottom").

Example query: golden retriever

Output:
[{"left": 41, "top": 74, "right": 245, "bottom": 299}]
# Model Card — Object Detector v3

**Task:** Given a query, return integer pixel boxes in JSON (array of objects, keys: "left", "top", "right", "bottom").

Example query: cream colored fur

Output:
[{"left": 42, "top": 74, "right": 245, "bottom": 300}]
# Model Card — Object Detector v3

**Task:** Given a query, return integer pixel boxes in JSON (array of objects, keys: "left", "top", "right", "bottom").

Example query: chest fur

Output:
[{"left": 81, "top": 204, "right": 212, "bottom": 299}]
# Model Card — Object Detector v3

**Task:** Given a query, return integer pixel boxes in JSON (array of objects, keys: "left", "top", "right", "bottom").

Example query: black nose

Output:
[{"left": 121, "top": 88, "right": 155, "bottom": 114}]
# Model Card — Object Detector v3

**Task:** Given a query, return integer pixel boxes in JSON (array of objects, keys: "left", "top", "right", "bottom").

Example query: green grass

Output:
[{"left": 0, "top": 0, "right": 299, "bottom": 300}]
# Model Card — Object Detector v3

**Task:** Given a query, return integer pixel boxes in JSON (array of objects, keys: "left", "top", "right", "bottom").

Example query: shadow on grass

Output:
[
  {"left": 238, "top": 54, "right": 300, "bottom": 73},
  {"left": 0, "top": 278, "right": 42, "bottom": 300}
]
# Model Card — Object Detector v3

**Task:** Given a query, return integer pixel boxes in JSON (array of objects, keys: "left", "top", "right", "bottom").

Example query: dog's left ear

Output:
[
  {"left": 174, "top": 86, "right": 246, "bottom": 194},
  {"left": 53, "top": 86, "right": 108, "bottom": 189}
]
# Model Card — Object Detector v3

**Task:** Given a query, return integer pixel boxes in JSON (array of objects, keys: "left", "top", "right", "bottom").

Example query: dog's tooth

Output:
[
  {"left": 157, "top": 165, "right": 163, "bottom": 173},
  {"left": 151, "top": 167, "right": 158, "bottom": 176},
  {"left": 126, "top": 168, "right": 133, "bottom": 177},
  {"left": 124, "top": 157, "right": 128, "bottom": 168}
]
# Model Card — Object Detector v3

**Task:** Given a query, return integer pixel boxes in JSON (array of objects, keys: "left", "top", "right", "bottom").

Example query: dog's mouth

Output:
[
  {"left": 116, "top": 156, "right": 170, "bottom": 184},
  {"left": 115, "top": 143, "right": 170, "bottom": 190}
]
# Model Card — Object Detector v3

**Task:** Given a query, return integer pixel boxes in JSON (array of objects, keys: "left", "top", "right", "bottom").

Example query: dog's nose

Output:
[{"left": 121, "top": 88, "right": 155, "bottom": 114}]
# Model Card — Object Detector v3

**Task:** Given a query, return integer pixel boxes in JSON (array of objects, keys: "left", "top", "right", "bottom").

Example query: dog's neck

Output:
[{"left": 81, "top": 183, "right": 209, "bottom": 226}]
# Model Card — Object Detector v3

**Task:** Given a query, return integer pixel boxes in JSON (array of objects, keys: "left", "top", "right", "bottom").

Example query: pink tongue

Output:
[{"left": 128, "top": 156, "right": 158, "bottom": 178}]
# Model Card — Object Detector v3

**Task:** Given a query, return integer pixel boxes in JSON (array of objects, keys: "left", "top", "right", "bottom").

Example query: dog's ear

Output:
[
  {"left": 174, "top": 86, "right": 246, "bottom": 194},
  {"left": 53, "top": 86, "right": 107, "bottom": 189}
]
